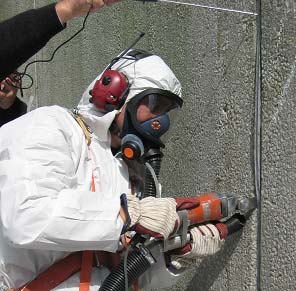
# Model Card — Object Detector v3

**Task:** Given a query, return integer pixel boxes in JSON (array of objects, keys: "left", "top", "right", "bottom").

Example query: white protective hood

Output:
[{"left": 76, "top": 51, "right": 182, "bottom": 138}]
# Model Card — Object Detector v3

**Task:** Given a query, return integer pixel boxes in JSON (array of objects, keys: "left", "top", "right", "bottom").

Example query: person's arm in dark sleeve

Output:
[
  {"left": 0, "top": 0, "right": 122, "bottom": 80},
  {"left": 0, "top": 97, "right": 27, "bottom": 127},
  {"left": 0, "top": 3, "right": 65, "bottom": 81}
]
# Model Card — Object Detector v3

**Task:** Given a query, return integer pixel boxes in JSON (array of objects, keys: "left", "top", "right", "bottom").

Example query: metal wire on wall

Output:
[{"left": 254, "top": 0, "right": 262, "bottom": 290}]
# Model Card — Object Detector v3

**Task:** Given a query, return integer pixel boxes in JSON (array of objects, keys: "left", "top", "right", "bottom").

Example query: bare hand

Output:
[
  {"left": 55, "top": 0, "right": 122, "bottom": 23},
  {"left": 0, "top": 75, "right": 19, "bottom": 110}
]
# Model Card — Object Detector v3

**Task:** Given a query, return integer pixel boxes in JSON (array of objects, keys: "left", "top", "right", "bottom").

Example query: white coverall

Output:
[{"left": 0, "top": 54, "right": 182, "bottom": 290}]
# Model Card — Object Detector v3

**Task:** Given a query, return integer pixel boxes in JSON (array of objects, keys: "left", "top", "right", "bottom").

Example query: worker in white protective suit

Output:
[{"left": 0, "top": 49, "right": 224, "bottom": 291}]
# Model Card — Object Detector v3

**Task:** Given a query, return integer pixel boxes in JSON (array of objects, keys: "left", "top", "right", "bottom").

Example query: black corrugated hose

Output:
[{"left": 99, "top": 247, "right": 154, "bottom": 291}]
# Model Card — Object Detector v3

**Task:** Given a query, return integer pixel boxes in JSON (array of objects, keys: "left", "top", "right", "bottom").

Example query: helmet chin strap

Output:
[
  {"left": 120, "top": 109, "right": 137, "bottom": 138},
  {"left": 109, "top": 121, "right": 124, "bottom": 151},
  {"left": 109, "top": 120, "right": 121, "bottom": 138}
]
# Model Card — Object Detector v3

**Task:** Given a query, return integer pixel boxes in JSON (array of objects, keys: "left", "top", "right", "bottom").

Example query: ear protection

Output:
[
  {"left": 89, "top": 69, "right": 130, "bottom": 112},
  {"left": 88, "top": 43, "right": 154, "bottom": 113}
]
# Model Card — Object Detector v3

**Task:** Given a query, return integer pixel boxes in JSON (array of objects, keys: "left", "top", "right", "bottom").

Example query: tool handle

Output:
[{"left": 186, "top": 192, "right": 223, "bottom": 225}]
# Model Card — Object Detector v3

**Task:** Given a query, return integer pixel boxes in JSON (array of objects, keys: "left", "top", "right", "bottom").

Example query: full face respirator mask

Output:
[
  {"left": 88, "top": 49, "right": 183, "bottom": 198},
  {"left": 120, "top": 88, "right": 182, "bottom": 197}
]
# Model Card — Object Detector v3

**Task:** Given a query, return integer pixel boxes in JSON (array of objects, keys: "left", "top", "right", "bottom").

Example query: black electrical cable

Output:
[
  {"left": 254, "top": 0, "right": 262, "bottom": 290},
  {"left": 6, "top": 8, "right": 91, "bottom": 94}
]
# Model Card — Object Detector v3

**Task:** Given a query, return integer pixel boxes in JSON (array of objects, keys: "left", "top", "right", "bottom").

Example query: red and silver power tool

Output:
[
  {"left": 164, "top": 192, "right": 257, "bottom": 251},
  {"left": 99, "top": 193, "right": 256, "bottom": 291}
]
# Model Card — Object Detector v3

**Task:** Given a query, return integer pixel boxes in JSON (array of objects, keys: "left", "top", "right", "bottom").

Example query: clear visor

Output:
[
  {"left": 125, "top": 90, "right": 182, "bottom": 147},
  {"left": 136, "top": 94, "right": 181, "bottom": 124}
]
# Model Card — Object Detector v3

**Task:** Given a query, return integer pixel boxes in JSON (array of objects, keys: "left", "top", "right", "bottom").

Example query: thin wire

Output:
[
  {"left": 0, "top": 269, "right": 14, "bottom": 290},
  {"left": 23, "top": 10, "right": 91, "bottom": 74},
  {"left": 8, "top": 8, "right": 92, "bottom": 92},
  {"left": 145, "top": 162, "right": 161, "bottom": 197},
  {"left": 106, "top": 32, "right": 145, "bottom": 70},
  {"left": 158, "top": 0, "right": 258, "bottom": 16},
  {"left": 124, "top": 245, "right": 130, "bottom": 291},
  {"left": 254, "top": 0, "right": 262, "bottom": 290},
  {"left": 33, "top": 0, "right": 38, "bottom": 107},
  {"left": 211, "top": 35, "right": 247, "bottom": 91},
  {"left": 193, "top": 33, "right": 247, "bottom": 130}
]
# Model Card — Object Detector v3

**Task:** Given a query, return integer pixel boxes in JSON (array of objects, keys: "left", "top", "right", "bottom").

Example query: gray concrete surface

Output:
[
  {"left": 1, "top": 0, "right": 295, "bottom": 290},
  {"left": 261, "top": 1, "right": 296, "bottom": 290}
]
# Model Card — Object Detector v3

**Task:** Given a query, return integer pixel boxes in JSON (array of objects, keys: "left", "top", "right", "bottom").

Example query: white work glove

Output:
[
  {"left": 126, "top": 193, "right": 180, "bottom": 240},
  {"left": 169, "top": 224, "right": 224, "bottom": 270}
]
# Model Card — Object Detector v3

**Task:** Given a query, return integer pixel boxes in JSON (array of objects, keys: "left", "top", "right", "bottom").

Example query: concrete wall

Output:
[
  {"left": 261, "top": 1, "right": 296, "bottom": 290},
  {"left": 1, "top": 0, "right": 295, "bottom": 290}
]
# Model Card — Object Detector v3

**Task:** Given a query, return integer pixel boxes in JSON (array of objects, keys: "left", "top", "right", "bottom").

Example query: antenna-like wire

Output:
[
  {"left": 254, "top": 1, "right": 262, "bottom": 290},
  {"left": 106, "top": 32, "right": 145, "bottom": 70},
  {"left": 6, "top": 8, "right": 92, "bottom": 93}
]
